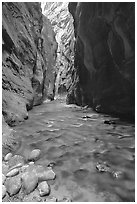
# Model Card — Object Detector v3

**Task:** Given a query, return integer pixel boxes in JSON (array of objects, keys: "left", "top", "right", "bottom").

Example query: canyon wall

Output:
[
  {"left": 2, "top": 2, "right": 57, "bottom": 127},
  {"left": 42, "top": 2, "right": 75, "bottom": 97},
  {"left": 67, "top": 2, "right": 135, "bottom": 119}
]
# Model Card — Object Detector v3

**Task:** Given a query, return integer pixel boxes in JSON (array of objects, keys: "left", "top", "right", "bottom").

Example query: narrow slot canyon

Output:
[{"left": 2, "top": 2, "right": 135, "bottom": 202}]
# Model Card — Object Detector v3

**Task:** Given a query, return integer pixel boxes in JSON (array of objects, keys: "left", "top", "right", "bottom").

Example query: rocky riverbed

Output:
[
  {"left": 2, "top": 149, "right": 71, "bottom": 202},
  {"left": 2, "top": 98, "right": 135, "bottom": 202}
]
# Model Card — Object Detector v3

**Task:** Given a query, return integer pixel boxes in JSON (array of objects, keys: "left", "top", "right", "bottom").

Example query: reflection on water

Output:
[{"left": 9, "top": 98, "right": 134, "bottom": 201}]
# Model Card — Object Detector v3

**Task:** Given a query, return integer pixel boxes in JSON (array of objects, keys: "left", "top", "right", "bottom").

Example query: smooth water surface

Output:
[{"left": 11, "top": 98, "right": 135, "bottom": 202}]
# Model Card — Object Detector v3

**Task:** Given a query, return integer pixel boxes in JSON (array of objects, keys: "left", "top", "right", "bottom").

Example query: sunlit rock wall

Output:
[
  {"left": 41, "top": 2, "right": 75, "bottom": 97},
  {"left": 67, "top": 2, "right": 135, "bottom": 119},
  {"left": 2, "top": 2, "right": 57, "bottom": 126}
]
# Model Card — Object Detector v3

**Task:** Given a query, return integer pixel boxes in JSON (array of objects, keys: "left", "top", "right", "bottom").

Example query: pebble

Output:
[
  {"left": 6, "top": 168, "right": 19, "bottom": 177},
  {"left": 2, "top": 185, "right": 7, "bottom": 198},
  {"left": 2, "top": 163, "right": 9, "bottom": 175},
  {"left": 28, "top": 149, "right": 41, "bottom": 161},
  {"left": 4, "top": 153, "right": 13, "bottom": 161},
  {"left": 22, "top": 171, "right": 38, "bottom": 194},
  {"left": 59, "top": 197, "right": 72, "bottom": 202},
  {"left": 112, "top": 171, "right": 123, "bottom": 179},
  {"left": 5, "top": 176, "right": 22, "bottom": 196},
  {"left": 22, "top": 189, "right": 42, "bottom": 202},
  {"left": 46, "top": 196, "right": 57, "bottom": 202},
  {"left": 29, "top": 161, "right": 35, "bottom": 165},
  {"left": 2, "top": 174, "right": 6, "bottom": 184},
  {"left": 38, "top": 181, "right": 50, "bottom": 196},
  {"left": 8, "top": 155, "right": 24, "bottom": 169}
]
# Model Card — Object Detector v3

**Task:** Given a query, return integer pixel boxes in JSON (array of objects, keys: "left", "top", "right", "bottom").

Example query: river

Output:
[{"left": 9, "top": 98, "right": 135, "bottom": 202}]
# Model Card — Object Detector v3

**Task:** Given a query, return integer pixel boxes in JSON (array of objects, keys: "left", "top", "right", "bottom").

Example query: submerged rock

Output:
[
  {"left": 21, "top": 171, "right": 38, "bottom": 194},
  {"left": 96, "top": 162, "right": 111, "bottom": 173},
  {"left": 28, "top": 149, "right": 41, "bottom": 161},
  {"left": 38, "top": 181, "right": 50, "bottom": 196},
  {"left": 5, "top": 176, "right": 22, "bottom": 196},
  {"left": 4, "top": 153, "right": 13, "bottom": 161},
  {"left": 2, "top": 185, "right": 7, "bottom": 198}
]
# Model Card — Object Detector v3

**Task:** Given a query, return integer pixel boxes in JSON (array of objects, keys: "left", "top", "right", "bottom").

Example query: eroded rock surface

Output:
[
  {"left": 2, "top": 2, "right": 57, "bottom": 128},
  {"left": 67, "top": 2, "right": 135, "bottom": 119},
  {"left": 42, "top": 2, "right": 75, "bottom": 97}
]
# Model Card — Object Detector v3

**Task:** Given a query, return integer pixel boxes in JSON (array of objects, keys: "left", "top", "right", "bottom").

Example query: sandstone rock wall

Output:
[
  {"left": 2, "top": 2, "right": 57, "bottom": 126},
  {"left": 41, "top": 2, "right": 75, "bottom": 97},
  {"left": 67, "top": 2, "right": 135, "bottom": 119}
]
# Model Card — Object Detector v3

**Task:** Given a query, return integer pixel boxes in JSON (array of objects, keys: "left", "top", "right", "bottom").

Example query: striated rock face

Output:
[
  {"left": 67, "top": 2, "right": 135, "bottom": 119},
  {"left": 2, "top": 2, "right": 57, "bottom": 127},
  {"left": 41, "top": 2, "right": 75, "bottom": 97}
]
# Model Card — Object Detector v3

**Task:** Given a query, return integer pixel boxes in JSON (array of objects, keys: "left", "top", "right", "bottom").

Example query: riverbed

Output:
[{"left": 5, "top": 98, "right": 135, "bottom": 202}]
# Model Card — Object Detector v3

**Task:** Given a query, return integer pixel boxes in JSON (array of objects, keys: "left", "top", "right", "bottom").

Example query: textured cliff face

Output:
[
  {"left": 41, "top": 2, "right": 75, "bottom": 97},
  {"left": 2, "top": 2, "right": 57, "bottom": 126},
  {"left": 67, "top": 2, "right": 135, "bottom": 119}
]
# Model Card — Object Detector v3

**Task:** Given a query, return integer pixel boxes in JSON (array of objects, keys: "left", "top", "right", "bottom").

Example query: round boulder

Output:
[{"left": 38, "top": 181, "right": 50, "bottom": 196}]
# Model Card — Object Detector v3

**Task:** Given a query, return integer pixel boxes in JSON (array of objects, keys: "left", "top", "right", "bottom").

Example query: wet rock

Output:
[
  {"left": 104, "top": 120, "right": 116, "bottom": 125},
  {"left": 38, "top": 181, "right": 50, "bottom": 196},
  {"left": 112, "top": 171, "right": 123, "bottom": 179},
  {"left": 29, "top": 161, "right": 35, "bottom": 165},
  {"left": 4, "top": 153, "right": 13, "bottom": 161},
  {"left": 37, "top": 169, "right": 56, "bottom": 181},
  {"left": 82, "top": 115, "right": 91, "bottom": 119},
  {"left": 59, "top": 197, "right": 72, "bottom": 202},
  {"left": 21, "top": 171, "right": 38, "bottom": 194},
  {"left": 20, "top": 164, "right": 29, "bottom": 174},
  {"left": 8, "top": 155, "right": 24, "bottom": 169},
  {"left": 47, "top": 161, "right": 56, "bottom": 168},
  {"left": 5, "top": 176, "right": 22, "bottom": 196},
  {"left": 27, "top": 164, "right": 56, "bottom": 181},
  {"left": 2, "top": 174, "right": 6, "bottom": 184},
  {"left": 46, "top": 196, "right": 57, "bottom": 202},
  {"left": 2, "top": 185, "right": 7, "bottom": 198},
  {"left": 6, "top": 168, "right": 19, "bottom": 177},
  {"left": 2, "top": 163, "right": 9, "bottom": 175},
  {"left": 28, "top": 149, "right": 41, "bottom": 162},
  {"left": 22, "top": 189, "right": 43, "bottom": 202},
  {"left": 96, "top": 162, "right": 111, "bottom": 173}
]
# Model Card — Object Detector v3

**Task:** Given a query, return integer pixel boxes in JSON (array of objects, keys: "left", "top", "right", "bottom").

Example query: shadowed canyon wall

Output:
[
  {"left": 41, "top": 2, "right": 75, "bottom": 97},
  {"left": 2, "top": 2, "right": 57, "bottom": 127},
  {"left": 67, "top": 2, "right": 135, "bottom": 119}
]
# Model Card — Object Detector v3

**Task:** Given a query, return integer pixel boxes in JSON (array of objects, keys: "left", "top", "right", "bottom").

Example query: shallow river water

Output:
[{"left": 11, "top": 98, "right": 134, "bottom": 202}]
